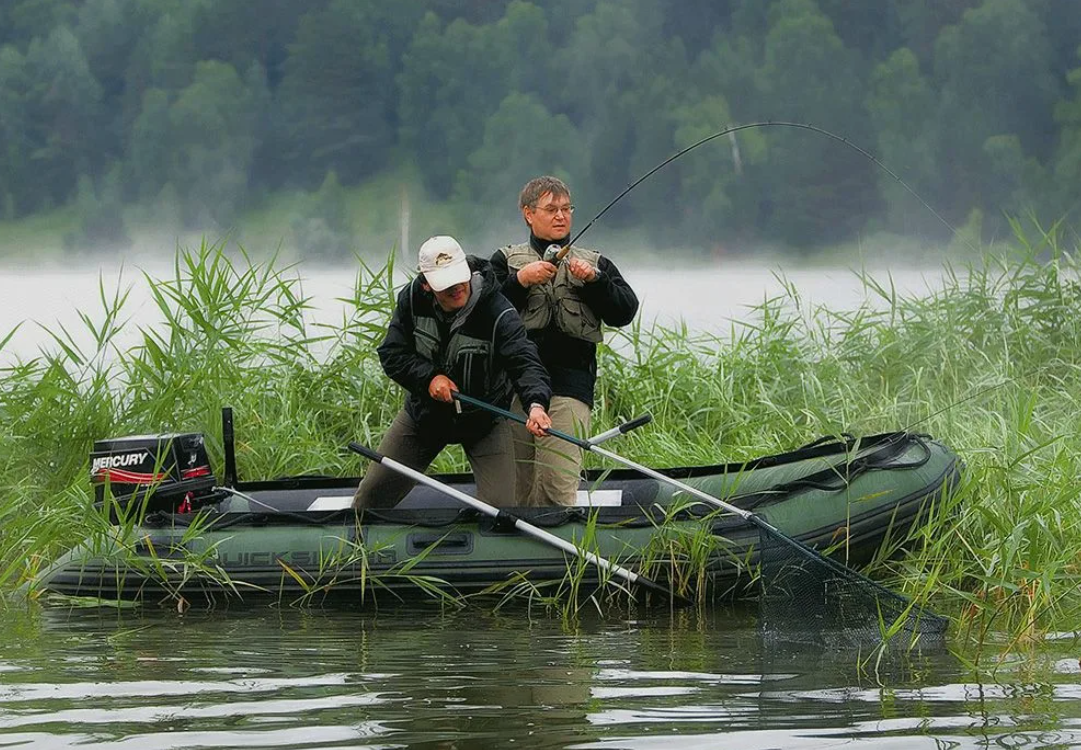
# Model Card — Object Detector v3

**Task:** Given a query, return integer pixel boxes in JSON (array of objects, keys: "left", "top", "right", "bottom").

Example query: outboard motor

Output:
[{"left": 90, "top": 433, "right": 219, "bottom": 513}]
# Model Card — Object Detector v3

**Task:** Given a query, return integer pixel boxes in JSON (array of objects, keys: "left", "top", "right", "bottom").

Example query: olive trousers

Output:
[{"left": 353, "top": 408, "right": 516, "bottom": 509}]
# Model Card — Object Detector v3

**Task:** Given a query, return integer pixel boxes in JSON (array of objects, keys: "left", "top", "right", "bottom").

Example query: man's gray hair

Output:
[{"left": 519, "top": 176, "right": 571, "bottom": 209}]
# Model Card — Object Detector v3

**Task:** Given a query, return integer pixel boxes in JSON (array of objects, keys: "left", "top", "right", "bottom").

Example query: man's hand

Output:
[
  {"left": 526, "top": 405, "right": 552, "bottom": 437},
  {"left": 516, "top": 260, "right": 558, "bottom": 287},
  {"left": 428, "top": 374, "right": 459, "bottom": 403},
  {"left": 567, "top": 258, "right": 597, "bottom": 282}
]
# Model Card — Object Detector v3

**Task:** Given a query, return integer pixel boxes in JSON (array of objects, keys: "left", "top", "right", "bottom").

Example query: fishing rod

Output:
[{"left": 552, "top": 121, "right": 975, "bottom": 255}]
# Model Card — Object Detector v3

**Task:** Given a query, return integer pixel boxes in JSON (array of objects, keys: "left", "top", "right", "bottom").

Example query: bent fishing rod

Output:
[{"left": 548, "top": 121, "right": 975, "bottom": 256}]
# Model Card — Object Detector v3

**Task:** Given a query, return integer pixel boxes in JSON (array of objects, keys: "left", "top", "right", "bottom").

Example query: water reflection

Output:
[{"left": 0, "top": 603, "right": 1077, "bottom": 748}]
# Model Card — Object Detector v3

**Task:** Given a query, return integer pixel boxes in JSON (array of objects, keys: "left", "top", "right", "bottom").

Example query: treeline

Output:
[{"left": 1, "top": 0, "right": 1080, "bottom": 254}]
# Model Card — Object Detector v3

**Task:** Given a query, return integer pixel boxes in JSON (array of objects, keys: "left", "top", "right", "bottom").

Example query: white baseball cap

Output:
[{"left": 418, "top": 235, "right": 471, "bottom": 291}]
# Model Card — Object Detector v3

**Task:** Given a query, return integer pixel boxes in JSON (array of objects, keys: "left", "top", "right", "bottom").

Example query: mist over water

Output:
[{"left": 0, "top": 256, "right": 949, "bottom": 362}]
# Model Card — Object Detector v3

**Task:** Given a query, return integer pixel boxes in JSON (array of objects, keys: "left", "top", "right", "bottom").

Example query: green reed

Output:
[{"left": 3, "top": 224, "right": 1081, "bottom": 652}]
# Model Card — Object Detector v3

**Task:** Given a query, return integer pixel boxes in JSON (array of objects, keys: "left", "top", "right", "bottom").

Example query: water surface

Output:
[{"left": 1, "top": 603, "right": 1078, "bottom": 749}]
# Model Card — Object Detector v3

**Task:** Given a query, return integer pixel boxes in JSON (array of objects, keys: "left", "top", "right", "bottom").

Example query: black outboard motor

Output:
[{"left": 90, "top": 433, "right": 218, "bottom": 514}]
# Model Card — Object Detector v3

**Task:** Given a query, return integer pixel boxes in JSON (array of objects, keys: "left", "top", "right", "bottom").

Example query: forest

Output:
[{"left": 1, "top": 0, "right": 1080, "bottom": 256}]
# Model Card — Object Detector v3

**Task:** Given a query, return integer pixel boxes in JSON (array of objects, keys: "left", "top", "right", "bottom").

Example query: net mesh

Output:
[{"left": 756, "top": 518, "right": 948, "bottom": 647}]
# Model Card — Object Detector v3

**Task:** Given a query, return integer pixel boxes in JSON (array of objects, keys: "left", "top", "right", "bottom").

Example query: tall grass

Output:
[{"left": 3, "top": 225, "right": 1081, "bottom": 648}]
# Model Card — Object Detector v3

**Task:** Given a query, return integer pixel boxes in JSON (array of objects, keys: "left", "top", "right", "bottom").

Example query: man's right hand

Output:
[
  {"left": 526, "top": 405, "right": 552, "bottom": 437},
  {"left": 428, "top": 374, "right": 458, "bottom": 403},
  {"left": 516, "top": 260, "right": 558, "bottom": 287}
]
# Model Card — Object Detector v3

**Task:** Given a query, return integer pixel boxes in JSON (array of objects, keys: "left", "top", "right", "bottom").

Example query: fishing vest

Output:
[
  {"left": 411, "top": 286, "right": 513, "bottom": 400},
  {"left": 500, "top": 243, "right": 604, "bottom": 343}
]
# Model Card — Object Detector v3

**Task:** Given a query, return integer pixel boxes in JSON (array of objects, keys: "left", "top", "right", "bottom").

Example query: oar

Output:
[
  {"left": 452, "top": 391, "right": 948, "bottom": 638},
  {"left": 346, "top": 441, "right": 690, "bottom": 606}
]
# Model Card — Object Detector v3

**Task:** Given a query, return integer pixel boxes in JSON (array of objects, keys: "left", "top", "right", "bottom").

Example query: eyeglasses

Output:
[{"left": 532, "top": 204, "right": 575, "bottom": 217}]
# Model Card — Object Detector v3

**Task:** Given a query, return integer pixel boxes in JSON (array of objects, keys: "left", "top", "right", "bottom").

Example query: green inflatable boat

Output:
[{"left": 35, "top": 415, "right": 961, "bottom": 604}]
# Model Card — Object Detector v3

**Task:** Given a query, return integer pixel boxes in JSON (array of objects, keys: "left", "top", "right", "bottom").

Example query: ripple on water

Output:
[{"left": 1, "top": 607, "right": 1079, "bottom": 749}]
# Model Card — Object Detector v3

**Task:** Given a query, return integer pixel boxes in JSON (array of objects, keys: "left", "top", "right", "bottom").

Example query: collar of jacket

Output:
[{"left": 529, "top": 232, "right": 570, "bottom": 257}]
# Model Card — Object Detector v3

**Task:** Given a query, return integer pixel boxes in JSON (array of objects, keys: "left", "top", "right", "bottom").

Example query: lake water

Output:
[
  {"left": 0, "top": 261, "right": 950, "bottom": 362},
  {"left": 1, "top": 603, "right": 1079, "bottom": 749}
]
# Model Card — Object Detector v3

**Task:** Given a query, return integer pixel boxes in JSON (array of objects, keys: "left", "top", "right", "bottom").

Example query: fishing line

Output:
[
  {"left": 557, "top": 120, "right": 1014, "bottom": 434},
  {"left": 565, "top": 121, "right": 976, "bottom": 254}
]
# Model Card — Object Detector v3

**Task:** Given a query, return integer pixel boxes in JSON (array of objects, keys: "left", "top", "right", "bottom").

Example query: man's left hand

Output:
[
  {"left": 526, "top": 406, "right": 552, "bottom": 437},
  {"left": 567, "top": 258, "right": 597, "bottom": 282}
]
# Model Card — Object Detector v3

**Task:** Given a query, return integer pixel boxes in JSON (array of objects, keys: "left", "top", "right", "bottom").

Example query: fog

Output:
[{"left": 0, "top": 252, "right": 950, "bottom": 364}]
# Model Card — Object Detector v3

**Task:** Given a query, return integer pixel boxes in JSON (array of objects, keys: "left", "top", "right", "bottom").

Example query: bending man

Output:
[
  {"left": 354, "top": 235, "right": 552, "bottom": 510},
  {"left": 490, "top": 176, "right": 639, "bottom": 506}
]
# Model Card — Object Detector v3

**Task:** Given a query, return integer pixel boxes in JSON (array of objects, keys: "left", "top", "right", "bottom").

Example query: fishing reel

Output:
[{"left": 543, "top": 244, "right": 565, "bottom": 264}]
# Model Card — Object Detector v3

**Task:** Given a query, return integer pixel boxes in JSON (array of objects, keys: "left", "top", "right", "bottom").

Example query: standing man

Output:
[
  {"left": 490, "top": 176, "right": 639, "bottom": 506},
  {"left": 354, "top": 235, "right": 552, "bottom": 510}
]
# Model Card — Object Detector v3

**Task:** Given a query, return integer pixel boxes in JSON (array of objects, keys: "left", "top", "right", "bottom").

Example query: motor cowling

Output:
[{"left": 90, "top": 433, "right": 218, "bottom": 513}]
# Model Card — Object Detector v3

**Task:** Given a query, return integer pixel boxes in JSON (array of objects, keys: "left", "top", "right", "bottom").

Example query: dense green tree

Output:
[
  {"left": 934, "top": 0, "right": 1060, "bottom": 220},
  {"left": 555, "top": 0, "right": 666, "bottom": 125},
  {"left": 399, "top": 4, "right": 549, "bottom": 197},
  {"left": 661, "top": 1, "right": 732, "bottom": 57},
  {"left": 865, "top": 48, "right": 942, "bottom": 236},
  {"left": 728, "top": 0, "right": 772, "bottom": 39},
  {"left": 7, "top": 0, "right": 78, "bottom": 45},
  {"left": 188, "top": 0, "right": 307, "bottom": 84},
  {"left": 291, "top": 170, "right": 354, "bottom": 259},
  {"left": 65, "top": 167, "right": 130, "bottom": 252},
  {"left": 753, "top": 0, "right": 877, "bottom": 245},
  {"left": 982, "top": 135, "right": 1049, "bottom": 230},
  {"left": 670, "top": 95, "right": 752, "bottom": 248},
  {"left": 23, "top": 26, "right": 106, "bottom": 211},
  {"left": 454, "top": 92, "right": 586, "bottom": 226},
  {"left": 121, "top": 7, "right": 199, "bottom": 113},
  {"left": 1052, "top": 48, "right": 1081, "bottom": 221},
  {"left": 553, "top": 0, "right": 691, "bottom": 233},
  {"left": 816, "top": 0, "right": 902, "bottom": 61},
  {"left": 0, "top": 6, "right": 11, "bottom": 47},
  {"left": 76, "top": 0, "right": 146, "bottom": 99},
  {"left": 166, "top": 60, "right": 263, "bottom": 227},
  {"left": 891, "top": 0, "right": 978, "bottom": 66},
  {"left": 692, "top": 32, "right": 760, "bottom": 120},
  {"left": 279, "top": 0, "right": 424, "bottom": 187},
  {"left": 0, "top": 46, "right": 33, "bottom": 216},
  {"left": 127, "top": 87, "right": 172, "bottom": 201}
]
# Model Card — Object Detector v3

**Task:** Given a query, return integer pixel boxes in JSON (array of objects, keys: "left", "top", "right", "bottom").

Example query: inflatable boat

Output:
[{"left": 34, "top": 410, "right": 961, "bottom": 604}]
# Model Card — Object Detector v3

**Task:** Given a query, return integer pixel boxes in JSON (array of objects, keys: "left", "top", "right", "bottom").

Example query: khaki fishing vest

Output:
[{"left": 500, "top": 243, "right": 603, "bottom": 343}]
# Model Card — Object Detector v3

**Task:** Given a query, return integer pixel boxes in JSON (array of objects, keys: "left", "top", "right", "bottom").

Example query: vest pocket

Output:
[
  {"left": 557, "top": 297, "right": 602, "bottom": 343},
  {"left": 522, "top": 287, "right": 552, "bottom": 330},
  {"left": 414, "top": 325, "right": 441, "bottom": 362},
  {"left": 456, "top": 342, "right": 490, "bottom": 396}
]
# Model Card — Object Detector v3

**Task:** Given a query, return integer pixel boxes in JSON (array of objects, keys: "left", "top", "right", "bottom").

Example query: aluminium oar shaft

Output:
[
  {"left": 452, "top": 393, "right": 751, "bottom": 521},
  {"left": 587, "top": 444, "right": 755, "bottom": 522},
  {"left": 347, "top": 441, "right": 673, "bottom": 598}
]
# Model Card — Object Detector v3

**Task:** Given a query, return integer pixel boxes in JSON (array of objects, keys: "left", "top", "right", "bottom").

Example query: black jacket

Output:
[
  {"left": 490, "top": 235, "right": 638, "bottom": 407},
  {"left": 378, "top": 257, "right": 552, "bottom": 444}
]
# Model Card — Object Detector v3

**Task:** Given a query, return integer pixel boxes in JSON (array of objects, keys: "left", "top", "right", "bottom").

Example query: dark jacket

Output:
[
  {"left": 490, "top": 235, "right": 638, "bottom": 407},
  {"left": 378, "top": 256, "right": 551, "bottom": 444}
]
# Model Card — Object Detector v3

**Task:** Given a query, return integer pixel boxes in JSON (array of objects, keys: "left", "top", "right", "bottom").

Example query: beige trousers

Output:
[{"left": 511, "top": 395, "right": 591, "bottom": 507}]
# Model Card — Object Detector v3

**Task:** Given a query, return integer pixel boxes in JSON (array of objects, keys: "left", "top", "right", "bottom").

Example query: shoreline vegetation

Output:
[{"left": 2, "top": 223, "right": 1080, "bottom": 657}]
